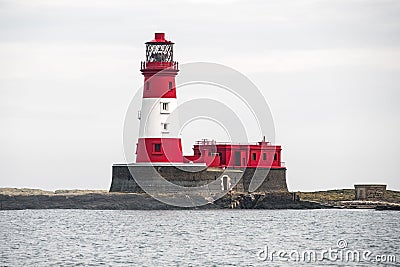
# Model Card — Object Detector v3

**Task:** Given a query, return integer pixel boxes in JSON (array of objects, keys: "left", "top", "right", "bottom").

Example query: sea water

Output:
[{"left": 1, "top": 209, "right": 399, "bottom": 266}]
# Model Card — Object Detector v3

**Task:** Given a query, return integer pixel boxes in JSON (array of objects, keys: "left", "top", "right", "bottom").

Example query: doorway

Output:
[{"left": 234, "top": 151, "right": 241, "bottom": 166}]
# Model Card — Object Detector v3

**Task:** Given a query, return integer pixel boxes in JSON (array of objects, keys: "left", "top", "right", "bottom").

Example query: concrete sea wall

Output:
[{"left": 110, "top": 165, "right": 288, "bottom": 194}]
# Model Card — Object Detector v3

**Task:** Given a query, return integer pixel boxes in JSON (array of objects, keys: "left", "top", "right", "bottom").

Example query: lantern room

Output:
[
  {"left": 146, "top": 33, "right": 173, "bottom": 62},
  {"left": 141, "top": 33, "right": 177, "bottom": 71}
]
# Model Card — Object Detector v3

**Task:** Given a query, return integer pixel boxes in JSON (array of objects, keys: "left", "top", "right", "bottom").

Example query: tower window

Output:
[
  {"left": 161, "top": 123, "right": 169, "bottom": 132},
  {"left": 161, "top": 102, "right": 169, "bottom": 113},
  {"left": 168, "top": 82, "right": 173, "bottom": 90},
  {"left": 154, "top": 143, "right": 161, "bottom": 152},
  {"left": 146, "top": 82, "right": 150, "bottom": 90},
  {"left": 263, "top": 153, "right": 267, "bottom": 160},
  {"left": 274, "top": 153, "right": 277, "bottom": 161},
  {"left": 252, "top": 153, "right": 256, "bottom": 161}
]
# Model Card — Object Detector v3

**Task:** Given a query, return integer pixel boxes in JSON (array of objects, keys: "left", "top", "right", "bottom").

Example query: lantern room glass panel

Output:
[{"left": 146, "top": 44, "right": 173, "bottom": 62}]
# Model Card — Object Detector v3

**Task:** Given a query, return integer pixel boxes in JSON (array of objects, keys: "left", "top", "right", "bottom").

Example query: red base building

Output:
[{"left": 184, "top": 137, "right": 283, "bottom": 169}]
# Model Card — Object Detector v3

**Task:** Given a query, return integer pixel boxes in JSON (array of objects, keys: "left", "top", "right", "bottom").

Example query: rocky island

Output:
[{"left": 1, "top": 188, "right": 399, "bottom": 210}]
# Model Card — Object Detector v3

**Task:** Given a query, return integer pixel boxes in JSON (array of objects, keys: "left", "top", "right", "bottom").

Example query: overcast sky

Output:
[{"left": 1, "top": 0, "right": 399, "bottom": 191}]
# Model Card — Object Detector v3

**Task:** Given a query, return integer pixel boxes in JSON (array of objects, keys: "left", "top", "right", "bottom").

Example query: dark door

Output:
[{"left": 235, "top": 151, "right": 241, "bottom": 166}]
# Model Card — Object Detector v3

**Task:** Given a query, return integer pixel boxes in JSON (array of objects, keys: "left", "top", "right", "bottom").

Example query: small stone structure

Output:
[{"left": 354, "top": 184, "right": 386, "bottom": 200}]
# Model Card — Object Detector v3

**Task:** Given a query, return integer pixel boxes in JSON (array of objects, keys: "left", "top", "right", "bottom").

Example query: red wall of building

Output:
[
  {"left": 136, "top": 138, "right": 183, "bottom": 163},
  {"left": 189, "top": 143, "right": 283, "bottom": 169}
]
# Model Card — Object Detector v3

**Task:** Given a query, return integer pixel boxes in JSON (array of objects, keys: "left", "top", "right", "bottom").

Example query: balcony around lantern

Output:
[{"left": 141, "top": 61, "right": 179, "bottom": 71}]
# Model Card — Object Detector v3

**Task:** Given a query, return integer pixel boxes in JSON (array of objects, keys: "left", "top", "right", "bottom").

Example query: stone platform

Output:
[{"left": 110, "top": 164, "right": 288, "bottom": 194}]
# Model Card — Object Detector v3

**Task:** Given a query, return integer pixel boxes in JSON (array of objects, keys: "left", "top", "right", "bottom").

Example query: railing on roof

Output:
[
  {"left": 195, "top": 139, "right": 216, "bottom": 146},
  {"left": 193, "top": 139, "right": 277, "bottom": 146}
]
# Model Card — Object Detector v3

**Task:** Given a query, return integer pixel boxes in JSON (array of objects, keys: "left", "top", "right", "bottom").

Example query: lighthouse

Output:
[
  {"left": 136, "top": 33, "right": 183, "bottom": 163},
  {"left": 111, "top": 32, "right": 288, "bottom": 197}
]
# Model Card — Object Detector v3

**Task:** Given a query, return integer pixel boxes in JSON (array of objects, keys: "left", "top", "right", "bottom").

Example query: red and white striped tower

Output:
[{"left": 136, "top": 33, "right": 183, "bottom": 163}]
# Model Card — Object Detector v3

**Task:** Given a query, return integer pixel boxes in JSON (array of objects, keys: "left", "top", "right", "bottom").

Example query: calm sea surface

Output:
[{"left": 0, "top": 209, "right": 399, "bottom": 266}]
